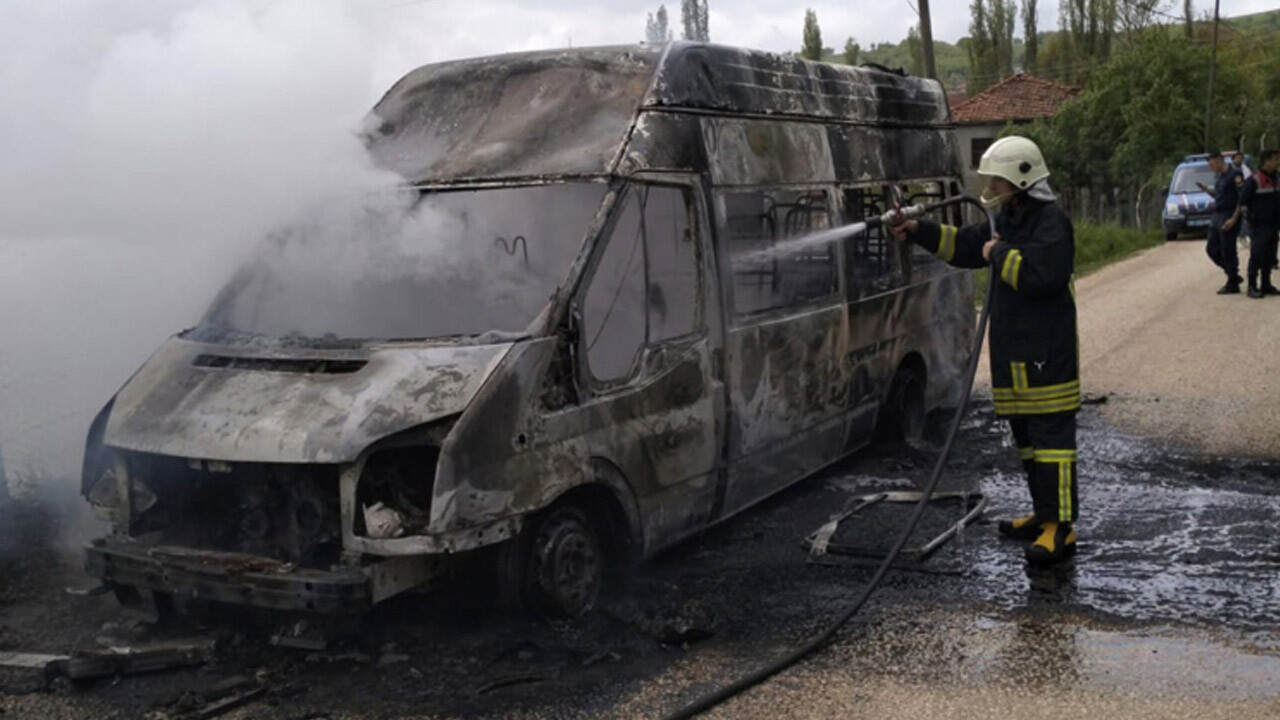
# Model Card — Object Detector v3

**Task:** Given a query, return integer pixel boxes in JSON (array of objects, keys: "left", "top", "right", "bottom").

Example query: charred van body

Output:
[{"left": 81, "top": 43, "right": 973, "bottom": 618}]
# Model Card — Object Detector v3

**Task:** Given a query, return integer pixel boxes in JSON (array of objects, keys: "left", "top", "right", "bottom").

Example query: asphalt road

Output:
[
  {"left": 979, "top": 237, "right": 1280, "bottom": 458},
  {"left": 3, "top": 239, "right": 1280, "bottom": 719}
]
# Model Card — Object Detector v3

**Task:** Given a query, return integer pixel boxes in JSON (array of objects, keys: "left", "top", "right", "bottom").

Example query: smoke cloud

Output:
[{"left": 0, "top": 0, "right": 404, "bottom": 485}]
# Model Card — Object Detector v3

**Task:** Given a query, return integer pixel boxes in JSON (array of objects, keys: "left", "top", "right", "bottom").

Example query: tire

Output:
[
  {"left": 877, "top": 362, "right": 927, "bottom": 442},
  {"left": 497, "top": 502, "right": 605, "bottom": 618},
  {"left": 1165, "top": 232, "right": 1177, "bottom": 241}
]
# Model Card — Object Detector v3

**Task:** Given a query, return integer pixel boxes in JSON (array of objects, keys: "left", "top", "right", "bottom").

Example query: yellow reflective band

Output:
[
  {"left": 993, "top": 397, "right": 1083, "bottom": 415},
  {"left": 1065, "top": 462, "right": 1074, "bottom": 520},
  {"left": 1018, "top": 446, "right": 1035, "bottom": 461},
  {"left": 1034, "top": 449, "right": 1079, "bottom": 462},
  {"left": 936, "top": 224, "right": 957, "bottom": 263},
  {"left": 1001, "top": 248, "right": 1023, "bottom": 290},
  {"left": 1058, "top": 462, "right": 1068, "bottom": 522},
  {"left": 992, "top": 381, "right": 1081, "bottom": 400},
  {"left": 1010, "top": 363, "right": 1030, "bottom": 391}
]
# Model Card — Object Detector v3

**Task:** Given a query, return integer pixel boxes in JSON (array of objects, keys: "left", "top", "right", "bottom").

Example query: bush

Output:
[{"left": 1074, "top": 222, "right": 1164, "bottom": 276}]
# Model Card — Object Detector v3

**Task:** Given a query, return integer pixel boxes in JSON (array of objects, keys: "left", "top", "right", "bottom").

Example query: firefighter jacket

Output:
[
  {"left": 908, "top": 197, "right": 1079, "bottom": 416},
  {"left": 1240, "top": 169, "right": 1279, "bottom": 226}
]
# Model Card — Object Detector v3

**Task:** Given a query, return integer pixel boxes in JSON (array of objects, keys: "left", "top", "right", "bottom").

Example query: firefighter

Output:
[
  {"left": 1228, "top": 149, "right": 1280, "bottom": 298},
  {"left": 1199, "top": 152, "right": 1245, "bottom": 294},
  {"left": 890, "top": 136, "right": 1079, "bottom": 565}
]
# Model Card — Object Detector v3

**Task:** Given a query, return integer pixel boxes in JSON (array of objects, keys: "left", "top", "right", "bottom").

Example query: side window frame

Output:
[
  {"left": 837, "top": 183, "right": 904, "bottom": 297},
  {"left": 715, "top": 185, "right": 843, "bottom": 325},
  {"left": 574, "top": 179, "right": 707, "bottom": 397}
]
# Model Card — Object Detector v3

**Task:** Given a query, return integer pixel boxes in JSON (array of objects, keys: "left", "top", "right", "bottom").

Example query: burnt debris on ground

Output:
[{"left": 2, "top": 403, "right": 1279, "bottom": 718}]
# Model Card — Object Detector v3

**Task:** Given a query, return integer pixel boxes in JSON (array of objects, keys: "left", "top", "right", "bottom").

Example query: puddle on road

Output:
[{"left": 961, "top": 415, "right": 1280, "bottom": 634}]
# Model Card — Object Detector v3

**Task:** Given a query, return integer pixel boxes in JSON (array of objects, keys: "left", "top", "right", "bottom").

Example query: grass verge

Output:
[{"left": 974, "top": 222, "right": 1166, "bottom": 306}]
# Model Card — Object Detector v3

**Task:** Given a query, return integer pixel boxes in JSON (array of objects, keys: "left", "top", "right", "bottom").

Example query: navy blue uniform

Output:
[
  {"left": 1206, "top": 167, "right": 1244, "bottom": 282},
  {"left": 1240, "top": 169, "right": 1280, "bottom": 290}
]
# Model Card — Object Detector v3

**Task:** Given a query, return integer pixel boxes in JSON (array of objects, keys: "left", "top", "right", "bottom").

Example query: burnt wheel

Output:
[
  {"left": 498, "top": 503, "right": 604, "bottom": 618},
  {"left": 877, "top": 362, "right": 926, "bottom": 442}
]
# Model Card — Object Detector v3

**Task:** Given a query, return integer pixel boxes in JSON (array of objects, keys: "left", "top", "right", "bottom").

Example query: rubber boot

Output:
[
  {"left": 998, "top": 513, "right": 1042, "bottom": 541},
  {"left": 1025, "top": 522, "right": 1076, "bottom": 565}
]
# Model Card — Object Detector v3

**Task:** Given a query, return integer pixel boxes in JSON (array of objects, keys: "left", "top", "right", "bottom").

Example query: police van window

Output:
[
  {"left": 841, "top": 186, "right": 899, "bottom": 296},
  {"left": 721, "top": 189, "right": 837, "bottom": 318},
  {"left": 642, "top": 186, "right": 700, "bottom": 342},
  {"left": 583, "top": 184, "right": 700, "bottom": 384}
]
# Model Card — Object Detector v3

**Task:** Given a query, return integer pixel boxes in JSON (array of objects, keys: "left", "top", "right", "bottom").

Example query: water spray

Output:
[
  {"left": 662, "top": 194, "right": 998, "bottom": 720},
  {"left": 733, "top": 199, "right": 954, "bottom": 268}
]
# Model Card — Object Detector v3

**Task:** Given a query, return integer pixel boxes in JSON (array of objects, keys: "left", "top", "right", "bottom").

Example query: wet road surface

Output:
[{"left": 2, "top": 401, "right": 1279, "bottom": 719}]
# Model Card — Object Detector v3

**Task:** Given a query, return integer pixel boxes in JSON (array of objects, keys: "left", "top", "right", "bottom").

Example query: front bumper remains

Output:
[{"left": 86, "top": 538, "right": 378, "bottom": 614}]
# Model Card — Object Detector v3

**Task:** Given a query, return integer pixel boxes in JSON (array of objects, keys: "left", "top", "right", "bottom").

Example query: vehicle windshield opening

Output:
[{"left": 200, "top": 182, "right": 608, "bottom": 341}]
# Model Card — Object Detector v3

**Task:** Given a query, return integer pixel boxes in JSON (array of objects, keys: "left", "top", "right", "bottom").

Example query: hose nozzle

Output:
[{"left": 867, "top": 203, "right": 927, "bottom": 229}]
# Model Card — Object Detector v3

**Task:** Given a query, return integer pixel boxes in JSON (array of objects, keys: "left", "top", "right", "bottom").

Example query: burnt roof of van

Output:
[{"left": 363, "top": 42, "right": 950, "bottom": 183}]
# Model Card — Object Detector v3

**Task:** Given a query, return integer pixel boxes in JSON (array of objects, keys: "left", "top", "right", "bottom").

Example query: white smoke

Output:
[{"left": 0, "top": 0, "right": 403, "bottom": 486}]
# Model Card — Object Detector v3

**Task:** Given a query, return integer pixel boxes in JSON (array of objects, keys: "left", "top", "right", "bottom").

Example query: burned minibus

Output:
[{"left": 81, "top": 43, "right": 973, "bottom": 618}]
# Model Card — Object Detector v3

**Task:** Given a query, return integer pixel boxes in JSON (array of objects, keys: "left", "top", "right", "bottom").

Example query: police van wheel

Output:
[
  {"left": 878, "top": 364, "right": 926, "bottom": 442},
  {"left": 1165, "top": 232, "right": 1176, "bottom": 241},
  {"left": 497, "top": 502, "right": 604, "bottom": 619}
]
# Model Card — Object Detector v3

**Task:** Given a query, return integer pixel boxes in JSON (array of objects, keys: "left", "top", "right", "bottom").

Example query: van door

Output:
[
  {"left": 715, "top": 187, "right": 852, "bottom": 514},
  {"left": 574, "top": 180, "right": 723, "bottom": 551}
]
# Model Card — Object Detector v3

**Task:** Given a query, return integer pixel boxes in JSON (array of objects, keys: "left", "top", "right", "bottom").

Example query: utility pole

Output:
[
  {"left": 918, "top": 0, "right": 938, "bottom": 79},
  {"left": 1204, "top": 0, "right": 1220, "bottom": 152}
]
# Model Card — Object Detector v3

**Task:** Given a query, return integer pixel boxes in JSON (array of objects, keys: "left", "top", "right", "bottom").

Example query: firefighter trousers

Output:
[
  {"left": 1009, "top": 412, "right": 1078, "bottom": 523},
  {"left": 1248, "top": 223, "right": 1278, "bottom": 288}
]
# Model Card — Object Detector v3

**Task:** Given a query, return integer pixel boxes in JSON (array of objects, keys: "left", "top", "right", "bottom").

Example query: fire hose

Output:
[{"left": 660, "top": 195, "right": 998, "bottom": 720}]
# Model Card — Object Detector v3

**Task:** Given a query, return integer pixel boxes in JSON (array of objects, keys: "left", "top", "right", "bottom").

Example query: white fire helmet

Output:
[{"left": 978, "top": 136, "right": 1050, "bottom": 208}]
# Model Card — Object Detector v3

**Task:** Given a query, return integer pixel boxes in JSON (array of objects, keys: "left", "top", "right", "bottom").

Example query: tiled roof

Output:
[{"left": 951, "top": 73, "right": 1078, "bottom": 125}]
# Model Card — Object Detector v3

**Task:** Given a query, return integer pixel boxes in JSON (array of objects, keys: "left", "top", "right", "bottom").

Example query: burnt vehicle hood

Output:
[{"left": 102, "top": 336, "right": 512, "bottom": 464}]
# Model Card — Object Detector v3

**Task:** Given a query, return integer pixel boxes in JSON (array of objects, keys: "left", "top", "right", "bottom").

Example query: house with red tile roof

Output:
[{"left": 949, "top": 74, "right": 1079, "bottom": 201}]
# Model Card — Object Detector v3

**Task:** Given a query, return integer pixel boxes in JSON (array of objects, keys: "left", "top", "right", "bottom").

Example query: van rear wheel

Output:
[
  {"left": 878, "top": 363, "right": 926, "bottom": 442},
  {"left": 497, "top": 502, "right": 603, "bottom": 618}
]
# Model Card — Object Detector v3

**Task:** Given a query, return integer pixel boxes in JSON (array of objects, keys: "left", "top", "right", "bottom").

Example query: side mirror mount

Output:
[{"left": 1160, "top": 186, "right": 1169, "bottom": 197}]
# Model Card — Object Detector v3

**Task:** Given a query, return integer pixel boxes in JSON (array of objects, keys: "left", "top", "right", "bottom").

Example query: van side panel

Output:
[
  {"left": 826, "top": 125, "right": 960, "bottom": 183},
  {"left": 702, "top": 118, "right": 836, "bottom": 185}
]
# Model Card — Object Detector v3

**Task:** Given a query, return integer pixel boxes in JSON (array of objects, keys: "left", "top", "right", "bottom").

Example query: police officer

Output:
[
  {"left": 1199, "top": 151, "right": 1245, "bottom": 294},
  {"left": 890, "top": 136, "right": 1080, "bottom": 565},
  {"left": 1228, "top": 149, "right": 1280, "bottom": 298}
]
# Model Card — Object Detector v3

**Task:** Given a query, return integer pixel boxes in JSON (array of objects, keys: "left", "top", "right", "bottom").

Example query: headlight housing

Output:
[
  {"left": 1165, "top": 201, "right": 1181, "bottom": 218},
  {"left": 85, "top": 457, "right": 158, "bottom": 522}
]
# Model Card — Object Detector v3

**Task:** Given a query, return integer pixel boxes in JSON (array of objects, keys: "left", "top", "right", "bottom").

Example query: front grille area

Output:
[{"left": 125, "top": 453, "right": 343, "bottom": 570}]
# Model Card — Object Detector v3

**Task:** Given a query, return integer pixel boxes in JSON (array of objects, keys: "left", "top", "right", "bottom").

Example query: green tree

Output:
[
  {"left": 1058, "top": 0, "right": 1117, "bottom": 83},
  {"left": 681, "top": 0, "right": 709, "bottom": 42},
  {"left": 1022, "top": 0, "right": 1038, "bottom": 73},
  {"left": 1014, "top": 29, "right": 1249, "bottom": 198},
  {"left": 645, "top": 5, "right": 672, "bottom": 44},
  {"left": 802, "top": 9, "right": 823, "bottom": 61},
  {"left": 967, "top": 0, "right": 1016, "bottom": 92},
  {"left": 843, "top": 36, "right": 861, "bottom": 65},
  {"left": 906, "top": 26, "right": 925, "bottom": 75}
]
